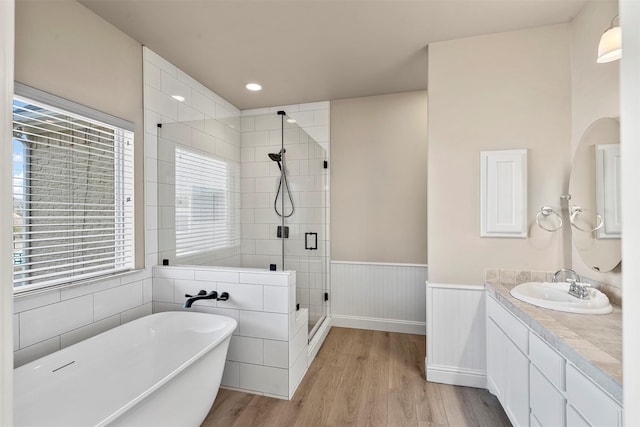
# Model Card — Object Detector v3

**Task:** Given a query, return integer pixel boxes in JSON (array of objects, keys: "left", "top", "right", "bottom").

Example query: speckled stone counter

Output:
[{"left": 485, "top": 279, "right": 622, "bottom": 403}]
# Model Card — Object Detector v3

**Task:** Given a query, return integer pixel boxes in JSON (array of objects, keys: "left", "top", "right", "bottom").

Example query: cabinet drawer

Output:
[
  {"left": 486, "top": 296, "right": 528, "bottom": 353},
  {"left": 566, "top": 364, "right": 621, "bottom": 427},
  {"left": 530, "top": 365, "right": 565, "bottom": 427},
  {"left": 529, "top": 332, "right": 565, "bottom": 390}
]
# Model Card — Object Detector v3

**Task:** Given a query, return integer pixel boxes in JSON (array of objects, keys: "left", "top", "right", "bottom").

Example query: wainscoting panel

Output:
[
  {"left": 330, "top": 261, "right": 428, "bottom": 334},
  {"left": 426, "top": 283, "right": 486, "bottom": 388}
]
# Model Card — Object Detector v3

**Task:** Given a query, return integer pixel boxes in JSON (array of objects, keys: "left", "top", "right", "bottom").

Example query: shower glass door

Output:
[{"left": 280, "top": 113, "right": 329, "bottom": 337}]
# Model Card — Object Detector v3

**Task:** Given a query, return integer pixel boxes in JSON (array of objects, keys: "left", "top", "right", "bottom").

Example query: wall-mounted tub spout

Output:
[{"left": 184, "top": 290, "right": 218, "bottom": 308}]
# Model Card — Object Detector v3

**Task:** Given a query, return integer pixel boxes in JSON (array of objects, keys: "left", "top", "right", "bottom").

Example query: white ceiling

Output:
[{"left": 80, "top": 0, "right": 588, "bottom": 110}]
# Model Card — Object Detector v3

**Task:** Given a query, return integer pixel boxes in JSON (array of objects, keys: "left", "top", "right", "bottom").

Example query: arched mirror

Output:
[{"left": 568, "top": 117, "right": 621, "bottom": 272}]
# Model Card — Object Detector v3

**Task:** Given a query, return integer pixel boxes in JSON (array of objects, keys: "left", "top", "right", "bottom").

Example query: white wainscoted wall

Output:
[
  {"left": 426, "top": 283, "right": 486, "bottom": 388},
  {"left": 330, "top": 261, "right": 428, "bottom": 334}
]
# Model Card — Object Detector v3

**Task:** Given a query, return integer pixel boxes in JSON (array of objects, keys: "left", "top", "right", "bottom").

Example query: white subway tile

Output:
[
  {"left": 227, "top": 336, "right": 264, "bottom": 364},
  {"left": 177, "top": 70, "right": 209, "bottom": 96},
  {"left": 216, "top": 283, "right": 264, "bottom": 311},
  {"left": 240, "top": 272, "right": 291, "bottom": 287},
  {"left": 178, "top": 102, "right": 204, "bottom": 123},
  {"left": 240, "top": 117, "right": 255, "bottom": 132},
  {"left": 191, "top": 91, "right": 217, "bottom": 116},
  {"left": 289, "top": 322, "right": 308, "bottom": 365},
  {"left": 204, "top": 117, "right": 227, "bottom": 140},
  {"left": 60, "top": 277, "right": 122, "bottom": 301},
  {"left": 289, "top": 348, "right": 309, "bottom": 394},
  {"left": 241, "top": 108, "right": 270, "bottom": 116},
  {"left": 242, "top": 224, "right": 270, "bottom": 240},
  {"left": 239, "top": 363, "right": 288, "bottom": 397},
  {"left": 152, "top": 277, "right": 174, "bottom": 303},
  {"left": 191, "top": 128, "right": 217, "bottom": 153},
  {"left": 255, "top": 115, "right": 282, "bottom": 131},
  {"left": 145, "top": 86, "right": 178, "bottom": 120},
  {"left": 288, "top": 111, "right": 314, "bottom": 128},
  {"left": 239, "top": 311, "right": 288, "bottom": 340},
  {"left": 264, "top": 286, "right": 289, "bottom": 314},
  {"left": 152, "top": 301, "right": 184, "bottom": 313},
  {"left": 254, "top": 177, "right": 278, "bottom": 194},
  {"left": 216, "top": 139, "right": 236, "bottom": 160},
  {"left": 121, "top": 303, "right": 152, "bottom": 324},
  {"left": 60, "top": 314, "right": 120, "bottom": 349},
  {"left": 144, "top": 61, "right": 161, "bottom": 90},
  {"left": 194, "top": 269, "right": 240, "bottom": 283},
  {"left": 20, "top": 295, "right": 93, "bottom": 348},
  {"left": 221, "top": 361, "right": 240, "bottom": 388},
  {"left": 305, "top": 126, "right": 329, "bottom": 143},
  {"left": 314, "top": 109, "right": 329, "bottom": 126},
  {"left": 263, "top": 339, "right": 288, "bottom": 368},
  {"left": 144, "top": 48, "right": 178, "bottom": 77},
  {"left": 94, "top": 282, "right": 143, "bottom": 321},
  {"left": 143, "top": 278, "right": 153, "bottom": 304},
  {"left": 14, "top": 337, "right": 60, "bottom": 368},
  {"left": 161, "top": 72, "right": 192, "bottom": 104},
  {"left": 153, "top": 266, "right": 195, "bottom": 280},
  {"left": 241, "top": 162, "right": 270, "bottom": 178},
  {"left": 14, "top": 290, "right": 61, "bottom": 314},
  {"left": 255, "top": 240, "right": 281, "bottom": 256},
  {"left": 243, "top": 131, "right": 270, "bottom": 147},
  {"left": 173, "top": 279, "right": 217, "bottom": 306},
  {"left": 144, "top": 181, "right": 158, "bottom": 207}
]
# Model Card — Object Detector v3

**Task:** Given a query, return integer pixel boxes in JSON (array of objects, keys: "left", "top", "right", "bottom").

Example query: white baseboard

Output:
[
  {"left": 308, "top": 316, "right": 332, "bottom": 364},
  {"left": 332, "top": 314, "right": 426, "bottom": 335},
  {"left": 425, "top": 360, "right": 487, "bottom": 389}
]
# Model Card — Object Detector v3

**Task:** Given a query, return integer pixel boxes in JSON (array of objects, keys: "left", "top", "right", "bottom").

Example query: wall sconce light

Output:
[{"left": 597, "top": 15, "right": 621, "bottom": 63}]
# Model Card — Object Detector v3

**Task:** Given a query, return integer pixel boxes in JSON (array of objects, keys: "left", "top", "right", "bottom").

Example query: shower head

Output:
[
  {"left": 268, "top": 153, "right": 281, "bottom": 162},
  {"left": 267, "top": 149, "right": 286, "bottom": 162}
]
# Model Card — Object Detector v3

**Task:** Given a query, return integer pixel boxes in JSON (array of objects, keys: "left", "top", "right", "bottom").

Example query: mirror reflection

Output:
[{"left": 569, "top": 117, "right": 621, "bottom": 272}]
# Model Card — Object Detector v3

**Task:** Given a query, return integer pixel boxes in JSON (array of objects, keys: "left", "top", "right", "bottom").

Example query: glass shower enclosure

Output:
[{"left": 156, "top": 110, "right": 328, "bottom": 336}]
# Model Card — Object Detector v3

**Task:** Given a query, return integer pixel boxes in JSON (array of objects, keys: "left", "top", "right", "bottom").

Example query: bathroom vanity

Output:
[{"left": 486, "top": 281, "right": 622, "bottom": 427}]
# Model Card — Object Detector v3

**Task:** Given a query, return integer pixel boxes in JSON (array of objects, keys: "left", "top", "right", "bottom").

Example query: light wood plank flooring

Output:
[{"left": 202, "top": 327, "right": 510, "bottom": 427}]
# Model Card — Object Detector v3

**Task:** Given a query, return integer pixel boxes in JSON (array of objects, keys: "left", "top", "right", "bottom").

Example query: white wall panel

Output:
[
  {"left": 426, "top": 283, "right": 486, "bottom": 388},
  {"left": 331, "top": 261, "right": 427, "bottom": 334}
]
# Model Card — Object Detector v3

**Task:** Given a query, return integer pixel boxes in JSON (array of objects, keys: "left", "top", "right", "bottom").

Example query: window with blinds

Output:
[
  {"left": 12, "top": 89, "right": 134, "bottom": 292},
  {"left": 175, "top": 147, "right": 239, "bottom": 257}
]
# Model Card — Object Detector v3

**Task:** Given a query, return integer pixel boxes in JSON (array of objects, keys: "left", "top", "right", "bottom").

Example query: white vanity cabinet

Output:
[
  {"left": 486, "top": 294, "right": 622, "bottom": 427},
  {"left": 486, "top": 296, "right": 530, "bottom": 427}
]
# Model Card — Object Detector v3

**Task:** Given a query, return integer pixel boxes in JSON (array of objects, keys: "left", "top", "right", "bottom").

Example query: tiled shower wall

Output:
[{"left": 239, "top": 108, "right": 329, "bottom": 323}]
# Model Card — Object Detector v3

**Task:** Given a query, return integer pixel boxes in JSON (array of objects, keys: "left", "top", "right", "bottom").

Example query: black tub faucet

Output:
[{"left": 184, "top": 290, "right": 218, "bottom": 308}]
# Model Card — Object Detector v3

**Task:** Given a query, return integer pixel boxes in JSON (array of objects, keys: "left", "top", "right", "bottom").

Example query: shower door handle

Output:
[{"left": 305, "top": 233, "right": 318, "bottom": 250}]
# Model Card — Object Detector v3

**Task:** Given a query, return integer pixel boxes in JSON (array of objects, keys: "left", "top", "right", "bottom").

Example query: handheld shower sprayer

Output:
[{"left": 267, "top": 149, "right": 295, "bottom": 217}]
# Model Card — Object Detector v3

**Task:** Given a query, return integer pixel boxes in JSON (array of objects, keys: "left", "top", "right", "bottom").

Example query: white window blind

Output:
[
  {"left": 12, "top": 93, "right": 134, "bottom": 292},
  {"left": 175, "top": 147, "right": 239, "bottom": 256}
]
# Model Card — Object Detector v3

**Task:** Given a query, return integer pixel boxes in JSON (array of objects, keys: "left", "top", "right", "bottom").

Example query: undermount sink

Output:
[{"left": 510, "top": 282, "right": 613, "bottom": 314}]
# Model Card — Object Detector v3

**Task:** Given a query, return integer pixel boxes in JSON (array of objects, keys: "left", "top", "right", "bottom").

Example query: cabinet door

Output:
[
  {"left": 530, "top": 365, "right": 565, "bottom": 427},
  {"left": 504, "top": 337, "right": 530, "bottom": 427},
  {"left": 487, "top": 318, "right": 506, "bottom": 399}
]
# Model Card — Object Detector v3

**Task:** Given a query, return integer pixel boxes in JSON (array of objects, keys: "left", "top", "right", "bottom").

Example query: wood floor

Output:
[{"left": 202, "top": 327, "right": 511, "bottom": 427}]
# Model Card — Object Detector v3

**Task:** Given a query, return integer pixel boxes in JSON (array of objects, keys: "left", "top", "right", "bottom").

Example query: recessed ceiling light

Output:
[
  {"left": 172, "top": 95, "right": 185, "bottom": 102},
  {"left": 245, "top": 83, "right": 262, "bottom": 92}
]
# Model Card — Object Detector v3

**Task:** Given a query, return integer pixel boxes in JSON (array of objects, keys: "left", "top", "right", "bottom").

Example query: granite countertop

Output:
[{"left": 485, "top": 280, "right": 622, "bottom": 403}]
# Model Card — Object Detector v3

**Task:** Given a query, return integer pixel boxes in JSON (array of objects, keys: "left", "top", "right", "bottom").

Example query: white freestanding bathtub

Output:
[{"left": 14, "top": 311, "right": 237, "bottom": 427}]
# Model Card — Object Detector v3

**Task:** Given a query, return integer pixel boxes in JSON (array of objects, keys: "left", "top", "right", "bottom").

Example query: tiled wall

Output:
[
  {"left": 143, "top": 47, "right": 242, "bottom": 268},
  {"left": 152, "top": 265, "right": 308, "bottom": 399},
  {"left": 13, "top": 270, "right": 152, "bottom": 367},
  {"left": 239, "top": 106, "right": 330, "bottom": 324}
]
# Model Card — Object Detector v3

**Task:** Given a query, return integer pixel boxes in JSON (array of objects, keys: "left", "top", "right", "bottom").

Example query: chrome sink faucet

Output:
[
  {"left": 552, "top": 269, "right": 590, "bottom": 299},
  {"left": 551, "top": 268, "right": 581, "bottom": 284}
]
